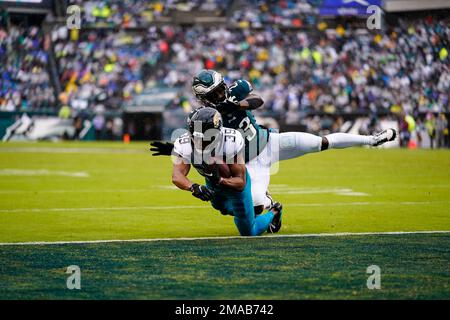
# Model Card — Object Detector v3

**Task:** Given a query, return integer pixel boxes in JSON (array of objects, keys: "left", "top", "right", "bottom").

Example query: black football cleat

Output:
[{"left": 267, "top": 202, "right": 283, "bottom": 234}]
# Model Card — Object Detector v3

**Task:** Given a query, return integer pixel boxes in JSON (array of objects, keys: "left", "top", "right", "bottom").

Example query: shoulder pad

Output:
[{"left": 173, "top": 133, "right": 192, "bottom": 160}]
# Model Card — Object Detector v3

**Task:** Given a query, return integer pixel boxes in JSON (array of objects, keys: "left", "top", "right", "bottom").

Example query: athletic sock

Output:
[
  {"left": 253, "top": 211, "right": 275, "bottom": 235},
  {"left": 264, "top": 196, "right": 273, "bottom": 210},
  {"left": 324, "top": 133, "right": 374, "bottom": 149}
]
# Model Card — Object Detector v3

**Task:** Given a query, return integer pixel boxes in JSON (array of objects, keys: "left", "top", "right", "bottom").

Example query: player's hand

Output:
[
  {"left": 215, "top": 100, "right": 238, "bottom": 113},
  {"left": 149, "top": 141, "right": 174, "bottom": 156},
  {"left": 208, "top": 167, "right": 222, "bottom": 185},
  {"left": 226, "top": 95, "right": 240, "bottom": 106},
  {"left": 190, "top": 183, "right": 214, "bottom": 201}
]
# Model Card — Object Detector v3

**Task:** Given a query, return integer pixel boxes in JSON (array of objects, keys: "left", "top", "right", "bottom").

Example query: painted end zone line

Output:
[
  {"left": 0, "top": 230, "right": 449, "bottom": 246},
  {"left": 1, "top": 200, "right": 449, "bottom": 214}
]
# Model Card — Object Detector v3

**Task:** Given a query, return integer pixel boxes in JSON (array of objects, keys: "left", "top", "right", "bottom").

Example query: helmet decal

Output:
[
  {"left": 213, "top": 111, "right": 221, "bottom": 128},
  {"left": 192, "top": 70, "right": 226, "bottom": 106}
]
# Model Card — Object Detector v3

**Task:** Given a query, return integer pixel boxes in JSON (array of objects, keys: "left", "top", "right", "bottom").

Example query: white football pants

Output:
[{"left": 246, "top": 131, "right": 374, "bottom": 208}]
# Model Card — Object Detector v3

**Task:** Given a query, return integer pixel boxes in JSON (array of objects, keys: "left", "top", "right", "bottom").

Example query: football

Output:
[
  {"left": 207, "top": 160, "right": 232, "bottom": 179},
  {"left": 216, "top": 162, "right": 232, "bottom": 178}
]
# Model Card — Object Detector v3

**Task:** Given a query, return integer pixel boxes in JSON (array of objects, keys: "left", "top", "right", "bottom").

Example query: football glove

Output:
[
  {"left": 215, "top": 100, "right": 239, "bottom": 114},
  {"left": 199, "top": 163, "right": 222, "bottom": 185},
  {"left": 149, "top": 141, "right": 174, "bottom": 156},
  {"left": 190, "top": 183, "right": 214, "bottom": 201},
  {"left": 226, "top": 95, "right": 240, "bottom": 105}
]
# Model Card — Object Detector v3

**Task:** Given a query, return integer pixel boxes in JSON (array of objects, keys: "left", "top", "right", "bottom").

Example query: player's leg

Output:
[
  {"left": 269, "top": 129, "right": 397, "bottom": 162},
  {"left": 322, "top": 129, "right": 396, "bottom": 149},
  {"left": 246, "top": 150, "right": 273, "bottom": 214},
  {"left": 231, "top": 172, "right": 275, "bottom": 236},
  {"left": 209, "top": 182, "right": 235, "bottom": 216}
]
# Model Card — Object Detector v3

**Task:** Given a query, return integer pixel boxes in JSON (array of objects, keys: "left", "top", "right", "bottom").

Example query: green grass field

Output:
[{"left": 0, "top": 142, "right": 449, "bottom": 299}]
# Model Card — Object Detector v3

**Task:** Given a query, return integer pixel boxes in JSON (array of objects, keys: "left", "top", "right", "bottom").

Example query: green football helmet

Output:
[{"left": 192, "top": 70, "right": 227, "bottom": 107}]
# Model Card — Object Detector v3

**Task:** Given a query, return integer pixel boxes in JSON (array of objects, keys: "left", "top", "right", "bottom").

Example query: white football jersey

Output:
[{"left": 173, "top": 127, "right": 245, "bottom": 165}]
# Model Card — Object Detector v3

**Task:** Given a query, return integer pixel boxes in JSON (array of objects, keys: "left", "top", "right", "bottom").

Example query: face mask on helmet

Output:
[
  {"left": 202, "top": 82, "right": 227, "bottom": 106},
  {"left": 190, "top": 124, "right": 222, "bottom": 152},
  {"left": 188, "top": 108, "right": 223, "bottom": 152}
]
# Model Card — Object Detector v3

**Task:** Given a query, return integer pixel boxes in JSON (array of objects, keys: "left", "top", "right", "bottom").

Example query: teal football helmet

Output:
[{"left": 192, "top": 70, "right": 227, "bottom": 107}]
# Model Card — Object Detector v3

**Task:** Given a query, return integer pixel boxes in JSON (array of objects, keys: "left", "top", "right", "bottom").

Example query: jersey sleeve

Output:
[
  {"left": 172, "top": 133, "right": 192, "bottom": 163},
  {"left": 234, "top": 130, "right": 245, "bottom": 156},
  {"left": 223, "top": 128, "right": 245, "bottom": 160}
]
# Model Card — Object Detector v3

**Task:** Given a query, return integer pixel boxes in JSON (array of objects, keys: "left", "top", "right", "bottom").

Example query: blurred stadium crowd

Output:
[
  {"left": 67, "top": 0, "right": 319, "bottom": 28},
  {"left": 0, "top": 0, "right": 449, "bottom": 146},
  {"left": 0, "top": 26, "right": 55, "bottom": 111}
]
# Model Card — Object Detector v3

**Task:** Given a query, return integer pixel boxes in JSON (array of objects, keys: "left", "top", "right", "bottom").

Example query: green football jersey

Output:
[{"left": 221, "top": 80, "right": 269, "bottom": 162}]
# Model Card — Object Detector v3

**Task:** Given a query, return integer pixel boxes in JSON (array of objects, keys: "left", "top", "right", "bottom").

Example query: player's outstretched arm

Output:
[
  {"left": 238, "top": 93, "right": 264, "bottom": 111},
  {"left": 217, "top": 93, "right": 264, "bottom": 113},
  {"left": 172, "top": 162, "right": 214, "bottom": 201},
  {"left": 172, "top": 162, "right": 192, "bottom": 191}
]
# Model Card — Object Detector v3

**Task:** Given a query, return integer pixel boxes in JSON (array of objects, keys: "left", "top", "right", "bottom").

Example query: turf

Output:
[
  {"left": 0, "top": 234, "right": 448, "bottom": 299},
  {"left": 0, "top": 142, "right": 449, "bottom": 241},
  {"left": 0, "top": 142, "right": 449, "bottom": 299}
]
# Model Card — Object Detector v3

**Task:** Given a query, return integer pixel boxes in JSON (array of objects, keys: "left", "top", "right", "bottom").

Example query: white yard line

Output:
[
  {"left": 0, "top": 230, "right": 449, "bottom": 246},
  {"left": 0, "top": 189, "right": 155, "bottom": 194},
  {"left": 0, "top": 147, "right": 146, "bottom": 154},
  {"left": 287, "top": 200, "right": 450, "bottom": 207},
  {"left": 0, "top": 200, "right": 448, "bottom": 214},
  {"left": 0, "top": 205, "right": 206, "bottom": 213},
  {"left": 0, "top": 169, "right": 89, "bottom": 178},
  {"left": 1, "top": 185, "right": 448, "bottom": 194},
  {"left": 270, "top": 187, "right": 369, "bottom": 196}
]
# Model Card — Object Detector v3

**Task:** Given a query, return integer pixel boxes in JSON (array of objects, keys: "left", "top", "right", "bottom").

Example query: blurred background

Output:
[{"left": 0, "top": 0, "right": 448, "bottom": 148}]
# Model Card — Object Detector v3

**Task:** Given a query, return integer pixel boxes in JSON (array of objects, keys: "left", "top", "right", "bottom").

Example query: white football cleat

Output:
[
  {"left": 265, "top": 191, "right": 274, "bottom": 209},
  {"left": 372, "top": 128, "right": 397, "bottom": 147}
]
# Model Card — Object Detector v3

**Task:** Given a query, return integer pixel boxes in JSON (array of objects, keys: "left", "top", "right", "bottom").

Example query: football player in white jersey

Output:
[{"left": 171, "top": 107, "right": 282, "bottom": 236}]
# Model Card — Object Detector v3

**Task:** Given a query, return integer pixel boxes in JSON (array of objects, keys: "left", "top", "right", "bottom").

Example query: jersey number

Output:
[
  {"left": 179, "top": 136, "right": 190, "bottom": 144},
  {"left": 224, "top": 128, "right": 236, "bottom": 142},
  {"left": 239, "top": 117, "right": 257, "bottom": 142}
]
